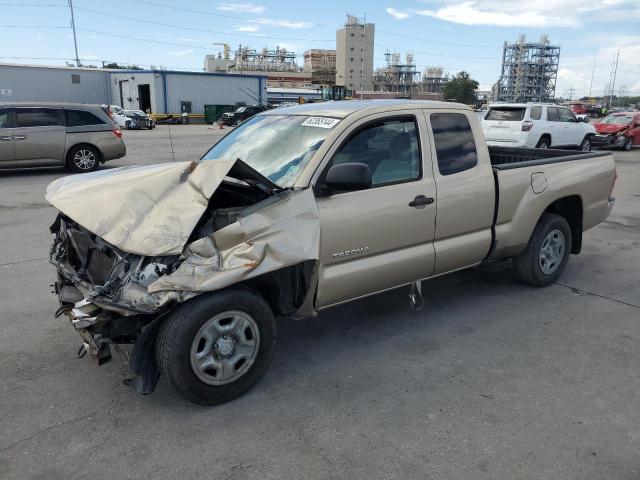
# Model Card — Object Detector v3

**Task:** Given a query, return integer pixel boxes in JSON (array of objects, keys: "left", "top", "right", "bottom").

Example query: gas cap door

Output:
[{"left": 531, "top": 172, "right": 548, "bottom": 194}]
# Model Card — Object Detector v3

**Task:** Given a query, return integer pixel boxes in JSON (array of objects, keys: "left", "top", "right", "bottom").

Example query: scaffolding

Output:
[
  {"left": 303, "top": 49, "right": 336, "bottom": 85},
  {"left": 228, "top": 44, "right": 300, "bottom": 72},
  {"left": 373, "top": 51, "right": 448, "bottom": 96},
  {"left": 495, "top": 34, "right": 560, "bottom": 103}
]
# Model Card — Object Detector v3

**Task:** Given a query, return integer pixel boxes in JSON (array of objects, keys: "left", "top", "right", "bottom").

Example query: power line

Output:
[
  {"left": 0, "top": 2, "right": 66, "bottom": 5},
  {"left": 72, "top": 5, "right": 334, "bottom": 42},
  {"left": 375, "top": 43, "right": 497, "bottom": 61},
  {"left": 376, "top": 28, "right": 496, "bottom": 49},
  {"left": 124, "top": 0, "right": 341, "bottom": 28},
  {"left": 0, "top": 25, "right": 69, "bottom": 28}
]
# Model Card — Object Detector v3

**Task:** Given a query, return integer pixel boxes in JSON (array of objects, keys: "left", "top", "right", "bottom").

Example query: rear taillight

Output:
[
  {"left": 113, "top": 128, "right": 122, "bottom": 138},
  {"left": 522, "top": 121, "right": 533, "bottom": 131}
]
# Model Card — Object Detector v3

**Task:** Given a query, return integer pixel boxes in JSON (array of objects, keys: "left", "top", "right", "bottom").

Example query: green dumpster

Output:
[{"left": 204, "top": 105, "right": 217, "bottom": 124}]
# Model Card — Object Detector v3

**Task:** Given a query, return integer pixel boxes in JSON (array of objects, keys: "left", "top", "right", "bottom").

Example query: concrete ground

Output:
[{"left": 1, "top": 125, "right": 639, "bottom": 480}]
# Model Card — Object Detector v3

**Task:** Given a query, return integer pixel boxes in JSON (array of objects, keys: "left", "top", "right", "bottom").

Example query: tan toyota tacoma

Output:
[{"left": 47, "top": 100, "right": 617, "bottom": 404}]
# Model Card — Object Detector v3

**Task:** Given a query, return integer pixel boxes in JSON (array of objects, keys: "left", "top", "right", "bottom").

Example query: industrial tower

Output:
[{"left": 494, "top": 35, "right": 560, "bottom": 103}]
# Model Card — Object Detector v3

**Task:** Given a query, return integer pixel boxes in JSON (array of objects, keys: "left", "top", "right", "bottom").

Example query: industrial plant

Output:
[{"left": 493, "top": 34, "right": 560, "bottom": 103}]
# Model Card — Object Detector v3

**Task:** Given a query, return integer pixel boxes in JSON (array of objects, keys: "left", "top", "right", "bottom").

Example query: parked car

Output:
[
  {"left": 100, "top": 104, "right": 124, "bottom": 118},
  {"left": 482, "top": 103, "right": 596, "bottom": 150},
  {"left": 113, "top": 110, "right": 155, "bottom": 130},
  {"left": 47, "top": 100, "right": 616, "bottom": 404},
  {"left": 221, "top": 105, "right": 269, "bottom": 126},
  {"left": 0, "top": 102, "right": 125, "bottom": 172},
  {"left": 591, "top": 112, "right": 640, "bottom": 150}
]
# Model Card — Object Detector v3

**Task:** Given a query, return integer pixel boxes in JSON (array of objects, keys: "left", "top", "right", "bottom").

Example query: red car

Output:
[
  {"left": 570, "top": 103, "right": 588, "bottom": 116},
  {"left": 591, "top": 112, "right": 640, "bottom": 150}
]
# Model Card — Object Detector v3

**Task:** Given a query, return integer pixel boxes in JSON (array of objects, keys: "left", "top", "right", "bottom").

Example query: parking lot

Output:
[{"left": 1, "top": 125, "right": 639, "bottom": 479}]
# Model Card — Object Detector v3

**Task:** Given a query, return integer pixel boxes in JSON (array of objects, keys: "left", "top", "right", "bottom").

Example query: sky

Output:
[{"left": 1, "top": 0, "right": 639, "bottom": 99}]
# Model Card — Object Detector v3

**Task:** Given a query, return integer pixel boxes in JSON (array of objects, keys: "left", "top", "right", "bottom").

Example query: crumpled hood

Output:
[
  {"left": 594, "top": 123, "right": 628, "bottom": 134},
  {"left": 45, "top": 160, "right": 236, "bottom": 256}
]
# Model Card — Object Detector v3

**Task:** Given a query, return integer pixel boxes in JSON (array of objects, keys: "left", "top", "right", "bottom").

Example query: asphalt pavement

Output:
[{"left": 1, "top": 125, "right": 639, "bottom": 480}]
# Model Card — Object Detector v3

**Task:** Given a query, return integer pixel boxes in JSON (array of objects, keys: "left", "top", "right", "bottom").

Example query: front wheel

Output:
[
  {"left": 513, "top": 213, "right": 572, "bottom": 287},
  {"left": 623, "top": 137, "right": 633, "bottom": 151},
  {"left": 156, "top": 289, "right": 276, "bottom": 405}
]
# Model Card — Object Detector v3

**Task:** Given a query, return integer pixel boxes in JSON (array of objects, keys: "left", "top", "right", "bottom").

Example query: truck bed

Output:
[{"left": 489, "top": 146, "right": 610, "bottom": 170}]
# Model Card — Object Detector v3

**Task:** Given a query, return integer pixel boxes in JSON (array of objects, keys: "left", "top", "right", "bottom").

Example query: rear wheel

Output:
[
  {"left": 580, "top": 136, "right": 592, "bottom": 152},
  {"left": 536, "top": 137, "right": 550, "bottom": 149},
  {"left": 66, "top": 145, "right": 100, "bottom": 173},
  {"left": 513, "top": 213, "right": 572, "bottom": 287},
  {"left": 156, "top": 289, "right": 276, "bottom": 405}
]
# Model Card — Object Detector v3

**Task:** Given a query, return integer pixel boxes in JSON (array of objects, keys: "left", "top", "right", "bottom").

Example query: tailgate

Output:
[{"left": 482, "top": 107, "right": 526, "bottom": 142}]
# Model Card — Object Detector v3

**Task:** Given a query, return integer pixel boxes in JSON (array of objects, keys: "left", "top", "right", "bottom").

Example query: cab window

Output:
[
  {"left": 328, "top": 116, "right": 421, "bottom": 187},
  {"left": 430, "top": 113, "right": 478, "bottom": 176}
]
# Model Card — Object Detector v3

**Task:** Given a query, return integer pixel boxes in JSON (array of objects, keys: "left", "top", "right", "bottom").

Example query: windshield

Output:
[
  {"left": 485, "top": 107, "right": 526, "bottom": 121},
  {"left": 236, "top": 107, "right": 247, "bottom": 113},
  {"left": 202, "top": 114, "right": 340, "bottom": 188},
  {"left": 601, "top": 115, "right": 633, "bottom": 125}
]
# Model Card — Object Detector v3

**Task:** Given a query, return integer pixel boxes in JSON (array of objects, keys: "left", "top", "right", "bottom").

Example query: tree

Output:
[
  {"left": 102, "top": 62, "right": 143, "bottom": 70},
  {"left": 443, "top": 71, "right": 479, "bottom": 105}
]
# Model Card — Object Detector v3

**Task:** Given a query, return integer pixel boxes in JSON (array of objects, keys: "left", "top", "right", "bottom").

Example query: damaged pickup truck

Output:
[{"left": 48, "top": 100, "right": 617, "bottom": 404}]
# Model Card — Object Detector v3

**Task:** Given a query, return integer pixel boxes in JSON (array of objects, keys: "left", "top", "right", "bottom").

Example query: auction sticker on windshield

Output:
[{"left": 301, "top": 117, "right": 340, "bottom": 128}]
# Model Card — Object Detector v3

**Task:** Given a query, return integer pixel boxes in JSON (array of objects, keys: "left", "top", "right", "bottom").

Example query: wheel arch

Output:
[{"left": 543, "top": 195, "right": 583, "bottom": 254}]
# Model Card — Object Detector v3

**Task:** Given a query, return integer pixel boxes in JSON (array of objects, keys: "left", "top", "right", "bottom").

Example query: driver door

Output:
[{"left": 314, "top": 112, "right": 437, "bottom": 308}]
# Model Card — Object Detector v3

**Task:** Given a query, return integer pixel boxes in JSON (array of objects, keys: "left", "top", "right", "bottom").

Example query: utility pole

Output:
[
  {"left": 610, "top": 50, "right": 619, "bottom": 108},
  {"left": 588, "top": 53, "right": 596, "bottom": 99},
  {"left": 568, "top": 88, "right": 575, "bottom": 102},
  {"left": 360, "top": 12, "right": 366, "bottom": 100},
  {"left": 68, "top": 0, "right": 80, "bottom": 67}
]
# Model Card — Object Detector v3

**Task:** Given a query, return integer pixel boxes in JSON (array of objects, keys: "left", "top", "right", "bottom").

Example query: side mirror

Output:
[{"left": 325, "top": 162, "right": 372, "bottom": 193}]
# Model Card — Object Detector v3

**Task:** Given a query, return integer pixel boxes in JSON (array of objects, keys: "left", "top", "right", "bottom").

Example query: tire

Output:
[
  {"left": 66, "top": 145, "right": 100, "bottom": 173},
  {"left": 512, "top": 213, "right": 572, "bottom": 287},
  {"left": 536, "top": 137, "right": 550, "bottom": 149},
  {"left": 156, "top": 289, "right": 276, "bottom": 405},
  {"left": 623, "top": 137, "right": 633, "bottom": 151},
  {"left": 580, "top": 136, "right": 592, "bottom": 152},
  {"left": 125, "top": 121, "right": 131, "bottom": 130}
]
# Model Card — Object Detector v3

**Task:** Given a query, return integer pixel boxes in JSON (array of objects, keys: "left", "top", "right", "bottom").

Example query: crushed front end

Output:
[{"left": 50, "top": 214, "right": 183, "bottom": 366}]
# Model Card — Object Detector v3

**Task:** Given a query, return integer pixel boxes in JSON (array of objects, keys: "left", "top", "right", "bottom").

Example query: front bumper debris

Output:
[{"left": 591, "top": 134, "right": 627, "bottom": 147}]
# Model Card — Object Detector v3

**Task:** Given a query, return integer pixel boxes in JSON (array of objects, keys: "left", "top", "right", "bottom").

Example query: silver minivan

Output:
[{"left": 0, "top": 102, "right": 126, "bottom": 173}]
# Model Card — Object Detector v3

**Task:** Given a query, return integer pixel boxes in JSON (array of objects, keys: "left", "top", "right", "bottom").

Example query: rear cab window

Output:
[
  {"left": 547, "top": 107, "right": 560, "bottom": 121},
  {"left": 485, "top": 107, "right": 526, "bottom": 121},
  {"left": 16, "top": 108, "right": 62, "bottom": 127},
  {"left": 430, "top": 113, "right": 478, "bottom": 176},
  {"left": 65, "top": 109, "right": 107, "bottom": 127}
]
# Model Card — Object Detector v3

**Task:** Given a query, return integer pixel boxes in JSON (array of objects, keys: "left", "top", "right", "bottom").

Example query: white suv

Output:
[{"left": 482, "top": 103, "right": 596, "bottom": 151}]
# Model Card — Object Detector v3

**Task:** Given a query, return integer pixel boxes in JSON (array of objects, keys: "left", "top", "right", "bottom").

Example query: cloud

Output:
[
  {"left": 217, "top": 2, "right": 265, "bottom": 13},
  {"left": 386, "top": 7, "right": 410, "bottom": 19},
  {"left": 253, "top": 18, "right": 312, "bottom": 28},
  {"left": 415, "top": 1, "right": 573, "bottom": 27},
  {"left": 235, "top": 25, "right": 260, "bottom": 32},
  {"left": 168, "top": 49, "right": 194, "bottom": 56},
  {"left": 411, "top": 0, "right": 640, "bottom": 28}
]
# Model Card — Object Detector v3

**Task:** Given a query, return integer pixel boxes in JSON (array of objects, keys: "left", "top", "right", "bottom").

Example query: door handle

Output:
[
  {"left": 0, "top": 136, "right": 12, "bottom": 141},
  {"left": 13, "top": 135, "right": 27, "bottom": 140},
  {"left": 408, "top": 195, "right": 434, "bottom": 208}
]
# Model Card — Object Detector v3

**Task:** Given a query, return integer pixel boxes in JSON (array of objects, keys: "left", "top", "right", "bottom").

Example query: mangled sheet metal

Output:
[
  {"left": 46, "top": 160, "right": 236, "bottom": 256},
  {"left": 147, "top": 188, "right": 320, "bottom": 295},
  {"left": 47, "top": 160, "right": 321, "bottom": 313}
]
